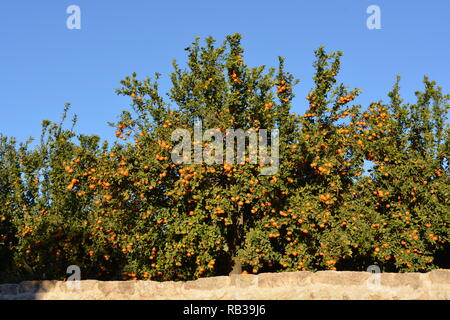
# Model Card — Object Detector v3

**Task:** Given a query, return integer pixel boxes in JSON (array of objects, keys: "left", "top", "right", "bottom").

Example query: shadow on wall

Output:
[
  {"left": 0, "top": 281, "right": 54, "bottom": 299},
  {"left": 0, "top": 279, "right": 86, "bottom": 299},
  {"left": 0, "top": 278, "right": 81, "bottom": 299}
]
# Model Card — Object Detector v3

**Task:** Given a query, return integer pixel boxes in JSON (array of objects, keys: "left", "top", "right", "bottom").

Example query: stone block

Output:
[
  {"left": 257, "top": 271, "right": 312, "bottom": 288},
  {"left": 19, "top": 281, "right": 40, "bottom": 294},
  {"left": 184, "top": 276, "right": 230, "bottom": 290},
  {"left": 311, "top": 271, "right": 370, "bottom": 286},
  {"left": 116, "top": 280, "right": 138, "bottom": 296},
  {"left": 380, "top": 273, "right": 423, "bottom": 289},
  {"left": 428, "top": 269, "right": 450, "bottom": 285},
  {"left": 0, "top": 284, "right": 20, "bottom": 295},
  {"left": 230, "top": 274, "right": 258, "bottom": 288}
]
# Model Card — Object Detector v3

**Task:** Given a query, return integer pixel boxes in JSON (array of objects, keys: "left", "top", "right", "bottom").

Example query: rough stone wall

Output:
[{"left": 1, "top": 270, "right": 449, "bottom": 300}]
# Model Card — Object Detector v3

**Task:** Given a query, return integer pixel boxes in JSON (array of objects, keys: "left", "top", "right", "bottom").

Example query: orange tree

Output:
[
  {"left": 0, "top": 136, "right": 20, "bottom": 282},
  {"left": 0, "top": 106, "right": 116, "bottom": 281},
  {"left": 344, "top": 76, "right": 450, "bottom": 271},
  {"left": 236, "top": 47, "right": 365, "bottom": 273},
  {"left": 0, "top": 34, "right": 449, "bottom": 282},
  {"left": 88, "top": 34, "right": 305, "bottom": 280}
]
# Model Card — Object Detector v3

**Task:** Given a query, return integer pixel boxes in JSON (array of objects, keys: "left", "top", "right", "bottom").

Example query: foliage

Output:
[{"left": 0, "top": 34, "right": 449, "bottom": 282}]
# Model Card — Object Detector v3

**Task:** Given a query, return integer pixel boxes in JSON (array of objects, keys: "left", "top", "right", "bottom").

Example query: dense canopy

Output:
[{"left": 0, "top": 34, "right": 449, "bottom": 282}]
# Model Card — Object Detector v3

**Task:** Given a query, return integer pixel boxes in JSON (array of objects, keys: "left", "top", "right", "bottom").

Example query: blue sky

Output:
[{"left": 1, "top": 1, "right": 449, "bottom": 144}]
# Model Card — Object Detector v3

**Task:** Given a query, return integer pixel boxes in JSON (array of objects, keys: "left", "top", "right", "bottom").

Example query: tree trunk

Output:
[{"left": 228, "top": 210, "right": 244, "bottom": 275}]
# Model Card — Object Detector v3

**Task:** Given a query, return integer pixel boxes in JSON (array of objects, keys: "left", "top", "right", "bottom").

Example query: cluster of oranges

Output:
[{"left": 337, "top": 95, "right": 354, "bottom": 104}]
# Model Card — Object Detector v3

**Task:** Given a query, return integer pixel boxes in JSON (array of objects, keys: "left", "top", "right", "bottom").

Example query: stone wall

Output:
[{"left": 1, "top": 270, "right": 449, "bottom": 300}]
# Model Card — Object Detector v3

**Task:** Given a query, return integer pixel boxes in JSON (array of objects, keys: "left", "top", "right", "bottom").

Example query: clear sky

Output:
[{"left": 1, "top": 1, "right": 449, "bottom": 144}]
